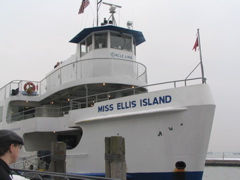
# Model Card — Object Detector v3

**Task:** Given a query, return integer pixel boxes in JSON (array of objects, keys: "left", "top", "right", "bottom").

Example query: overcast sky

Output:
[{"left": 1, "top": 0, "right": 240, "bottom": 152}]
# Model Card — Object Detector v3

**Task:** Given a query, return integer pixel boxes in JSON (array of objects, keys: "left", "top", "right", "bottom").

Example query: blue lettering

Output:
[
  {"left": 99, "top": 96, "right": 171, "bottom": 113},
  {"left": 140, "top": 95, "right": 172, "bottom": 108},
  {"left": 142, "top": 98, "right": 148, "bottom": 106},
  {"left": 123, "top": 101, "right": 129, "bottom": 109},
  {"left": 117, "top": 103, "right": 121, "bottom": 110},
  {"left": 106, "top": 105, "right": 110, "bottom": 112},
  {"left": 124, "top": 55, "right": 132, "bottom": 59},
  {"left": 152, "top": 97, "right": 159, "bottom": 105},
  {"left": 117, "top": 101, "right": 137, "bottom": 110},
  {"left": 115, "top": 54, "right": 123, "bottom": 58},
  {"left": 98, "top": 106, "right": 104, "bottom": 112},
  {"left": 147, "top": 98, "right": 152, "bottom": 106},
  {"left": 132, "top": 100, "right": 136, "bottom": 108},
  {"left": 121, "top": 102, "right": 125, "bottom": 109},
  {"left": 165, "top": 95, "right": 172, "bottom": 103},
  {"left": 109, "top": 104, "right": 114, "bottom": 111},
  {"left": 98, "top": 104, "right": 114, "bottom": 112},
  {"left": 159, "top": 96, "right": 165, "bottom": 104}
]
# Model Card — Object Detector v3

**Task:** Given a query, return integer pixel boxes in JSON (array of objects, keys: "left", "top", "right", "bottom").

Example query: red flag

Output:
[
  {"left": 192, "top": 37, "right": 199, "bottom": 51},
  {"left": 78, "top": 0, "right": 90, "bottom": 14}
]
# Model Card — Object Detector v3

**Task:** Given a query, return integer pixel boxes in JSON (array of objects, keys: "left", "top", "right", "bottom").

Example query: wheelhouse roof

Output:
[{"left": 69, "top": 25, "right": 145, "bottom": 46}]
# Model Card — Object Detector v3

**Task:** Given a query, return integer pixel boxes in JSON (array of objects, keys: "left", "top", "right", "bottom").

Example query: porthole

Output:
[{"left": 175, "top": 161, "right": 186, "bottom": 170}]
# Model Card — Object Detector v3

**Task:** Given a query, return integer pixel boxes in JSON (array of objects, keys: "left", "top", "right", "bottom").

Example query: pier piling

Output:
[
  {"left": 51, "top": 142, "right": 66, "bottom": 180},
  {"left": 105, "top": 136, "right": 126, "bottom": 180}
]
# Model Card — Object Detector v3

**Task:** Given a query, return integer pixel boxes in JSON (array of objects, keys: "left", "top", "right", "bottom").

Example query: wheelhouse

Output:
[{"left": 70, "top": 25, "right": 145, "bottom": 58}]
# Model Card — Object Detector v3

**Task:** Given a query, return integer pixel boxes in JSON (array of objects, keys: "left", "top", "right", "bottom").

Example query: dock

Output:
[{"left": 205, "top": 160, "right": 240, "bottom": 167}]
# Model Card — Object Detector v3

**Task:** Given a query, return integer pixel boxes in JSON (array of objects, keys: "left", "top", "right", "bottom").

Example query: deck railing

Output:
[
  {"left": 11, "top": 168, "right": 120, "bottom": 180},
  {"left": 11, "top": 154, "right": 51, "bottom": 171},
  {"left": 6, "top": 77, "right": 205, "bottom": 122},
  {"left": 0, "top": 59, "right": 147, "bottom": 101},
  {"left": 70, "top": 77, "right": 206, "bottom": 110},
  {"left": 6, "top": 105, "right": 70, "bottom": 123},
  {"left": 12, "top": 154, "right": 119, "bottom": 180}
]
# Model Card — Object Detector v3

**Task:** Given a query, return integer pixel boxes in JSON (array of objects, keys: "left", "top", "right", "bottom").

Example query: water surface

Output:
[{"left": 203, "top": 166, "right": 240, "bottom": 180}]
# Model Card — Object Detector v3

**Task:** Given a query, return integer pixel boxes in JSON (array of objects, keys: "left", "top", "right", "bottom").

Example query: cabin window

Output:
[
  {"left": 80, "top": 41, "right": 86, "bottom": 57},
  {"left": 86, "top": 35, "right": 92, "bottom": 52},
  {"left": 0, "top": 106, "right": 3, "bottom": 122},
  {"left": 133, "top": 38, "right": 136, "bottom": 55},
  {"left": 94, "top": 33, "right": 107, "bottom": 49},
  {"left": 110, "top": 32, "right": 132, "bottom": 52},
  {"left": 10, "top": 105, "right": 35, "bottom": 122}
]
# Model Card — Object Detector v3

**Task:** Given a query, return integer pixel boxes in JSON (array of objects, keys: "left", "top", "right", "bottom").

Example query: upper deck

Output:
[
  {"left": 0, "top": 24, "right": 206, "bottom": 124},
  {"left": 0, "top": 25, "right": 147, "bottom": 103}
]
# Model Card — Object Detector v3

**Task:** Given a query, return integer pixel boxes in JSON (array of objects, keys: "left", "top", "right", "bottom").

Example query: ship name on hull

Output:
[{"left": 98, "top": 95, "right": 172, "bottom": 112}]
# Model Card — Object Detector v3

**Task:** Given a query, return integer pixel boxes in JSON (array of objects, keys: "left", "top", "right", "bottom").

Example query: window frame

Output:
[
  {"left": 94, "top": 32, "right": 108, "bottom": 49},
  {"left": 0, "top": 106, "right": 3, "bottom": 122},
  {"left": 110, "top": 32, "right": 132, "bottom": 52}
]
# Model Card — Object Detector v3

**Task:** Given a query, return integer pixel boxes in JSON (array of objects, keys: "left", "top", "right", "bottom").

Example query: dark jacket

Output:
[{"left": 0, "top": 158, "right": 11, "bottom": 180}]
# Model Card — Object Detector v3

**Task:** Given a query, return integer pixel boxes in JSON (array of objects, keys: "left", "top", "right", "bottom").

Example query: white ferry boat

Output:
[{"left": 0, "top": 1, "right": 215, "bottom": 180}]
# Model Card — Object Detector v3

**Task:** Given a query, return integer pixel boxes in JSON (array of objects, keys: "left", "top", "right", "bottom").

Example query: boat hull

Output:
[
  {"left": 64, "top": 84, "right": 215, "bottom": 180},
  {"left": 4, "top": 84, "right": 214, "bottom": 180},
  {"left": 128, "top": 171, "right": 203, "bottom": 180},
  {"left": 72, "top": 171, "right": 204, "bottom": 180}
]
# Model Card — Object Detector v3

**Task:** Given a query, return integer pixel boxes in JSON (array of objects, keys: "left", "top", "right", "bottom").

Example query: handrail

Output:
[
  {"left": 12, "top": 153, "right": 52, "bottom": 170},
  {"left": 6, "top": 105, "right": 71, "bottom": 123},
  {"left": 70, "top": 77, "right": 207, "bottom": 109},
  {"left": 12, "top": 168, "right": 120, "bottom": 180},
  {"left": 42, "top": 58, "right": 147, "bottom": 81},
  {"left": 0, "top": 58, "right": 147, "bottom": 101},
  {"left": 6, "top": 77, "right": 206, "bottom": 122}
]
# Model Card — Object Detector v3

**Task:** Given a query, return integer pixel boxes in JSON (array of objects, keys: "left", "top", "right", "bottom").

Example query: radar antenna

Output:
[{"left": 102, "top": 2, "right": 122, "bottom": 26}]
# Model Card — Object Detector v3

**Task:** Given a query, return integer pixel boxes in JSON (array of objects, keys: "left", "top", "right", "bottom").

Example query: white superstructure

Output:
[{"left": 0, "top": 6, "right": 215, "bottom": 180}]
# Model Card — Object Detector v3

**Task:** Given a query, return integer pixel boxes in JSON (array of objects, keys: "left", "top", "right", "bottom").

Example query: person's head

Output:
[{"left": 0, "top": 130, "right": 24, "bottom": 164}]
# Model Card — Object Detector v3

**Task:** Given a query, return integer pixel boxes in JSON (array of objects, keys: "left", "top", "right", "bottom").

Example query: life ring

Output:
[{"left": 24, "top": 82, "right": 35, "bottom": 94}]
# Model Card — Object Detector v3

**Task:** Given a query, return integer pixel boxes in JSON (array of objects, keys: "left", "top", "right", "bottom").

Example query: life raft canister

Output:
[{"left": 24, "top": 82, "right": 36, "bottom": 94}]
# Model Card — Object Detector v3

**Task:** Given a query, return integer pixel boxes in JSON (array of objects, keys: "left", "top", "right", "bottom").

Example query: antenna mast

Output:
[
  {"left": 97, "top": 0, "right": 102, "bottom": 26},
  {"left": 101, "top": 2, "right": 122, "bottom": 26}
]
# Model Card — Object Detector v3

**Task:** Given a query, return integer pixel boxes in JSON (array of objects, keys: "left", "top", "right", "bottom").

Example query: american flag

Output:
[{"left": 78, "top": 0, "right": 90, "bottom": 14}]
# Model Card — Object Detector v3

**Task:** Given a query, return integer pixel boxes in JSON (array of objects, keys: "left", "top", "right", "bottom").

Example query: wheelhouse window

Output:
[
  {"left": 10, "top": 105, "right": 35, "bottom": 122},
  {"left": 80, "top": 41, "right": 86, "bottom": 57},
  {"left": 0, "top": 106, "right": 3, "bottom": 122},
  {"left": 110, "top": 32, "right": 132, "bottom": 52},
  {"left": 133, "top": 38, "right": 136, "bottom": 55},
  {"left": 80, "top": 35, "right": 93, "bottom": 57},
  {"left": 86, "top": 35, "right": 92, "bottom": 52},
  {"left": 94, "top": 32, "right": 107, "bottom": 49}
]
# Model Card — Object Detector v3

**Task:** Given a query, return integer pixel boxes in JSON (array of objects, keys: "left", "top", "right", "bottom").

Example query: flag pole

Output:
[
  {"left": 97, "top": 0, "right": 102, "bottom": 26},
  {"left": 197, "top": 29, "right": 205, "bottom": 83}
]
